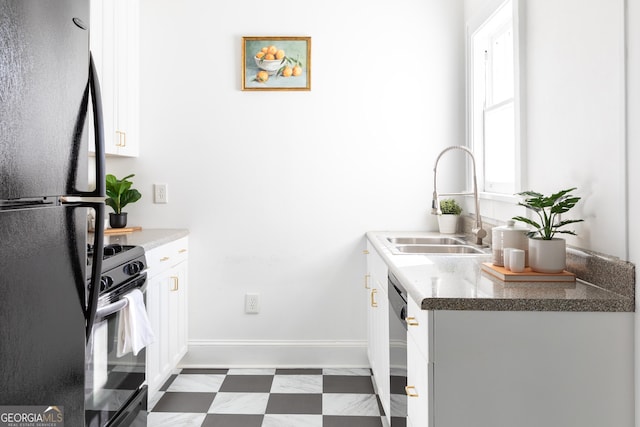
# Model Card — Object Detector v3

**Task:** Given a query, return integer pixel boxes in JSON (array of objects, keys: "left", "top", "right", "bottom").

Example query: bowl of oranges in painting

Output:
[
  {"left": 254, "top": 45, "right": 286, "bottom": 75},
  {"left": 254, "top": 44, "right": 303, "bottom": 82}
]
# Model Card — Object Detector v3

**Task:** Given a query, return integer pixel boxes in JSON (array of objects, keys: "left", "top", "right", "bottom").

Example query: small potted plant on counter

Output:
[
  {"left": 106, "top": 173, "right": 142, "bottom": 228},
  {"left": 512, "top": 187, "right": 583, "bottom": 273},
  {"left": 437, "top": 198, "right": 462, "bottom": 234}
]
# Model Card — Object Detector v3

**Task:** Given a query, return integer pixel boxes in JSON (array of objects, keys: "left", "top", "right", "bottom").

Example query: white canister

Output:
[{"left": 492, "top": 220, "right": 529, "bottom": 267}]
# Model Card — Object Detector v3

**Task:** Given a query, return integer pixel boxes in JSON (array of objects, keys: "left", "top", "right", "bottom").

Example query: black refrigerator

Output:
[{"left": 0, "top": 1, "right": 106, "bottom": 426}]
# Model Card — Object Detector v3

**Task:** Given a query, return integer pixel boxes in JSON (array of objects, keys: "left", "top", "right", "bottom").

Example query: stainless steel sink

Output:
[
  {"left": 387, "top": 237, "right": 465, "bottom": 245},
  {"left": 393, "top": 244, "right": 487, "bottom": 255}
]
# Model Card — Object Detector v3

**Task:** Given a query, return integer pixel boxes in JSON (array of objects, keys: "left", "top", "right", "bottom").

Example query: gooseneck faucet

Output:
[{"left": 432, "top": 145, "right": 487, "bottom": 245}]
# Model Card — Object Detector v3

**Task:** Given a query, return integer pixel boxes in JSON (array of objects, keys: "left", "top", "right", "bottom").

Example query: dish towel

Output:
[{"left": 117, "top": 289, "right": 155, "bottom": 357}]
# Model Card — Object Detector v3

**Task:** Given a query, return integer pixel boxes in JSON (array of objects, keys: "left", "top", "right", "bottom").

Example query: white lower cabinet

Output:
[
  {"left": 406, "top": 296, "right": 431, "bottom": 427},
  {"left": 366, "top": 240, "right": 634, "bottom": 427},
  {"left": 146, "top": 237, "right": 189, "bottom": 400},
  {"left": 365, "top": 241, "right": 391, "bottom": 423}
]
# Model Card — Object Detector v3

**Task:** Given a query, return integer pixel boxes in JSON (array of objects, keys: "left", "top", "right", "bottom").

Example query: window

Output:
[{"left": 468, "top": 0, "right": 523, "bottom": 195}]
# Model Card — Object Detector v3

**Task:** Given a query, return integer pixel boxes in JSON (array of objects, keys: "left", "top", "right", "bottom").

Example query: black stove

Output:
[
  {"left": 87, "top": 243, "right": 147, "bottom": 299},
  {"left": 85, "top": 243, "right": 149, "bottom": 427}
]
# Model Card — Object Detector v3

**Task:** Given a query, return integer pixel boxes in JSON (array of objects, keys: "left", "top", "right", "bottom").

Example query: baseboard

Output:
[{"left": 179, "top": 339, "right": 369, "bottom": 368}]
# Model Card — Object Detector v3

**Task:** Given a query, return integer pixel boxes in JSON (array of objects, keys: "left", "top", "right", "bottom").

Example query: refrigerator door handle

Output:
[
  {"left": 89, "top": 52, "right": 106, "bottom": 197},
  {"left": 84, "top": 201, "right": 104, "bottom": 341},
  {"left": 62, "top": 53, "right": 107, "bottom": 341}
]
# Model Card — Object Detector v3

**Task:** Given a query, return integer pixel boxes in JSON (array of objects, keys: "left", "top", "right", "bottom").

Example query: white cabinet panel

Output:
[
  {"left": 407, "top": 336, "right": 431, "bottom": 427},
  {"left": 366, "top": 241, "right": 390, "bottom": 424},
  {"left": 146, "top": 237, "right": 189, "bottom": 400},
  {"left": 90, "top": 0, "right": 139, "bottom": 157}
]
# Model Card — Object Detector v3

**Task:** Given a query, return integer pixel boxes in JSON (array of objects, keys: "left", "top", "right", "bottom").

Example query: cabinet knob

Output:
[
  {"left": 116, "top": 130, "right": 127, "bottom": 147},
  {"left": 405, "top": 385, "right": 419, "bottom": 397},
  {"left": 178, "top": 249, "right": 187, "bottom": 254},
  {"left": 405, "top": 316, "right": 419, "bottom": 326},
  {"left": 160, "top": 256, "right": 170, "bottom": 262},
  {"left": 370, "top": 289, "right": 378, "bottom": 308},
  {"left": 364, "top": 274, "right": 370, "bottom": 289},
  {"left": 363, "top": 250, "right": 370, "bottom": 255},
  {"left": 170, "top": 276, "right": 179, "bottom": 291}
]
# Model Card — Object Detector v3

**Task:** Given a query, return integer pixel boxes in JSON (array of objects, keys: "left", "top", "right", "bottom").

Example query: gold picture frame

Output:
[{"left": 241, "top": 36, "right": 311, "bottom": 91}]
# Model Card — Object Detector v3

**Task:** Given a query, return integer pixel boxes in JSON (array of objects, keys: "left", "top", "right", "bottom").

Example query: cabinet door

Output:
[
  {"left": 146, "top": 271, "right": 170, "bottom": 397},
  {"left": 365, "top": 240, "right": 391, "bottom": 423},
  {"left": 168, "top": 261, "right": 188, "bottom": 366},
  {"left": 407, "top": 336, "right": 432, "bottom": 427},
  {"left": 372, "top": 282, "right": 390, "bottom": 422},
  {"left": 112, "top": 0, "right": 139, "bottom": 157},
  {"left": 89, "top": 0, "right": 139, "bottom": 157}
]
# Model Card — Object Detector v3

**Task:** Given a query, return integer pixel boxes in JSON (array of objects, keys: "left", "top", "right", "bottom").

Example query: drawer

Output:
[
  {"left": 146, "top": 236, "right": 189, "bottom": 277},
  {"left": 406, "top": 296, "right": 431, "bottom": 361}
]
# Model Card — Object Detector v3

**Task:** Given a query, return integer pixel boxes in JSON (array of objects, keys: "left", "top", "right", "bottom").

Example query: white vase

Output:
[
  {"left": 437, "top": 214, "right": 459, "bottom": 234},
  {"left": 528, "top": 238, "right": 566, "bottom": 273}
]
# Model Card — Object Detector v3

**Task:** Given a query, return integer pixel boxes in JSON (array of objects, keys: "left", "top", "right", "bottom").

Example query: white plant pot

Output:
[
  {"left": 528, "top": 238, "right": 566, "bottom": 273},
  {"left": 437, "top": 214, "right": 459, "bottom": 234}
]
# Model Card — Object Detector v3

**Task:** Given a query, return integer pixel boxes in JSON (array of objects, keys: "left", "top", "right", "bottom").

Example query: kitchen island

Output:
[{"left": 365, "top": 231, "right": 634, "bottom": 427}]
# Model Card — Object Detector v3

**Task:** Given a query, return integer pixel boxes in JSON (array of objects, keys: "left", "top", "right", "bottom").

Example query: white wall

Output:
[
  {"left": 107, "top": 0, "right": 466, "bottom": 365},
  {"left": 524, "top": 0, "right": 626, "bottom": 257},
  {"left": 465, "top": 0, "right": 627, "bottom": 258}
]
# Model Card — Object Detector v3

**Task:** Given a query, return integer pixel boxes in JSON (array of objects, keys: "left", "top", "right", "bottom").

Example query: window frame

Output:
[{"left": 466, "top": 0, "right": 526, "bottom": 200}]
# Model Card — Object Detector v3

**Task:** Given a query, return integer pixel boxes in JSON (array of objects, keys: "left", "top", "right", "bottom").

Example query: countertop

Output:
[
  {"left": 367, "top": 231, "right": 634, "bottom": 312},
  {"left": 102, "top": 228, "right": 189, "bottom": 251}
]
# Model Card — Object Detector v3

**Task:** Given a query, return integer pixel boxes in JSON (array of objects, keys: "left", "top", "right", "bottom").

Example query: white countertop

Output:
[{"left": 101, "top": 228, "right": 189, "bottom": 251}]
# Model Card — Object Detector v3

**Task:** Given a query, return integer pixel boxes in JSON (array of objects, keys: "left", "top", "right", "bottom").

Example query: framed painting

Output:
[{"left": 241, "top": 36, "right": 311, "bottom": 91}]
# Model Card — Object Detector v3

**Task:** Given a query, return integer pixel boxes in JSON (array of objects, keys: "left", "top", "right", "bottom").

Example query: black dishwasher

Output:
[{"left": 388, "top": 272, "right": 407, "bottom": 427}]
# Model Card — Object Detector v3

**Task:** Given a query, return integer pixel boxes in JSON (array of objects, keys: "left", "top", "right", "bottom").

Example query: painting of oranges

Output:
[{"left": 242, "top": 37, "right": 311, "bottom": 91}]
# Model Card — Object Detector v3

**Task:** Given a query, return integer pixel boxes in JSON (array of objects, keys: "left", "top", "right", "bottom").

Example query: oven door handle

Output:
[{"left": 95, "top": 298, "right": 128, "bottom": 321}]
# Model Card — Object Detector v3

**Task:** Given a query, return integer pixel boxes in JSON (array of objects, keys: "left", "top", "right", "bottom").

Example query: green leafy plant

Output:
[
  {"left": 105, "top": 174, "right": 142, "bottom": 214},
  {"left": 440, "top": 198, "right": 462, "bottom": 215},
  {"left": 512, "top": 187, "right": 583, "bottom": 240}
]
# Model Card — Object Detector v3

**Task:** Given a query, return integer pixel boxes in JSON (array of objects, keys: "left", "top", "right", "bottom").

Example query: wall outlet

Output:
[
  {"left": 154, "top": 183, "right": 168, "bottom": 204},
  {"left": 245, "top": 293, "right": 260, "bottom": 314}
]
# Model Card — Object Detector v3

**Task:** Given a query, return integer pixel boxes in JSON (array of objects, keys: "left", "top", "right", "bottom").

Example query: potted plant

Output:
[
  {"left": 437, "top": 198, "right": 462, "bottom": 234},
  {"left": 105, "top": 173, "right": 142, "bottom": 228},
  {"left": 512, "top": 187, "right": 583, "bottom": 273}
]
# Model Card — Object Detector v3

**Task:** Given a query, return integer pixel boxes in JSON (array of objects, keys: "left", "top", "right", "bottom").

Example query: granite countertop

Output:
[
  {"left": 367, "top": 231, "right": 634, "bottom": 312},
  {"left": 101, "top": 228, "right": 189, "bottom": 251}
]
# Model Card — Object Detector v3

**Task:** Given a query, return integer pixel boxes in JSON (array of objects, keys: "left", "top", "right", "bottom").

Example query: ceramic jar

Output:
[
  {"left": 528, "top": 238, "right": 566, "bottom": 273},
  {"left": 437, "top": 214, "right": 459, "bottom": 234},
  {"left": 492, "top": 220, "right": 529, "bottom": 267}
]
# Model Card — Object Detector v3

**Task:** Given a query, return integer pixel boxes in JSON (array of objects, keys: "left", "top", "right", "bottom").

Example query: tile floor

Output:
[{"left": 148, "top": 368, "right": 389, "bottom": 427}]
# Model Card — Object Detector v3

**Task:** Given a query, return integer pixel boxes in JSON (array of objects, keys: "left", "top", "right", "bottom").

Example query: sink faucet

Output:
[{"left": 432, "top": 145, "right": 487, "bottom": 245}]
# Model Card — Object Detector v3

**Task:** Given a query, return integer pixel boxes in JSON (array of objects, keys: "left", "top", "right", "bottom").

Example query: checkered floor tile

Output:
[{"left": 148, "top": 368, "right": 389, "bottom": 427}]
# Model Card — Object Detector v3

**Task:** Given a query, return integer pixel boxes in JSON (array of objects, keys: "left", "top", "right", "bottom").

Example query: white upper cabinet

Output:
[{"left": 90, "top": 0, "right": 140, "bottom": 157}]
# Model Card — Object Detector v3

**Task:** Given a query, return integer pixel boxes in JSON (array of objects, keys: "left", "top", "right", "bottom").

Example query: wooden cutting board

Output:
[
  {"left": 481, "top": 262, "right": 576, "bottom": 282},
  {"left": 104, "top": 226, "right": 142, "bottom": 235}
]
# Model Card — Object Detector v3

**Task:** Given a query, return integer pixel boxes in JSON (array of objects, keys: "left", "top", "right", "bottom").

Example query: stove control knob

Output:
[
  {"left": 100, "top": 276, "right": 113, "bottom": 292},
  {"left": 123, "top": 261, "right": 143, "bottom": 276}
]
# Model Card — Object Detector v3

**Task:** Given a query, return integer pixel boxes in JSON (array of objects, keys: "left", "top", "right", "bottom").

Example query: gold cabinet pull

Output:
[
  {"left": 170, "top": 276, "right": 179, "bottom": 291},
  {"left": 405, "top": 316, "right": 419, "bottom": 326},
  {"left": 370, "top": 289, "right": 378, "bottom": 307},
  {"left": 160, "top": 256, "right": 170, "bottom": 262},
  {"left": 405, "top": 385, "right": 419, "bottom": 397},
  {"left": 364, "top": 274, "right": 371, "bottom": 289},
  {"left": 178, "top": 249, "right": 187, "bottom": 254},
  {"left": 116, "top": 130, "right": 127, "bottom": 147},
  {"left": 363, "top": 249, "right": 370, "bottom": 255}
]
